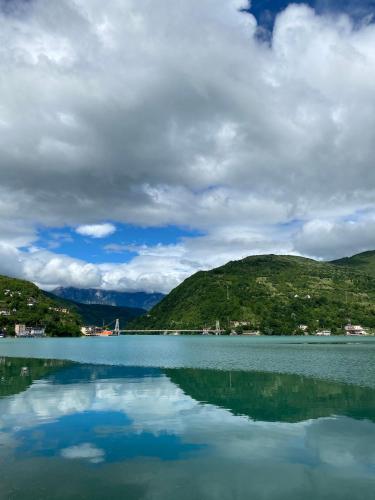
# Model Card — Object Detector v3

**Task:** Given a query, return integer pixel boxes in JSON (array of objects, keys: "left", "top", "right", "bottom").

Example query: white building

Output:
[
  {"left": 316, "top": 330, "right": 331, "bottom": 336},
  {"left": 15, "top": 324, "right": 46, "bottom": 337},
  {"left": 345, "top": 325, "right": 367, "bottom": 336}
]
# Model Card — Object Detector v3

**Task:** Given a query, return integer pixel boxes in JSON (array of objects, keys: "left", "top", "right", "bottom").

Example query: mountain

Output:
[
  {"left": 0, "top": 275, "right": 82, "bottom": 336},
  {"left": 0, "top": 274, "right": 146, "bottom": 336},
  {"left": 130, "top": 254, "right": 375, "bottom": 334},
  {"left": 332, "top": 250, "right": 375, "bottom": 277},
  {"left": 44, "top": 292, "right": 146, "bottom": 328},
  {"left": 51, "top": 287, "right": 164, "bottom": 311}
]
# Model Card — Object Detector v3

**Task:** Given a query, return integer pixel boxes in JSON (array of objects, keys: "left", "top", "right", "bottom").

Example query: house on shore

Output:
[
  {"left": 345, "top": 325, "right": 368, "bottom": 336},
  {"left": 15, "top": 324, "right": 46, "bottom": 337},
  {"left": 316, "top": 330, "right": 331, "bottom": 336}
]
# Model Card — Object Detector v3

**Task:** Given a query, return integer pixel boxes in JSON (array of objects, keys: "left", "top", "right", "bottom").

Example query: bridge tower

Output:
[
  {"left": 114, "top": 319, "right": 120, "bottom": 336},
  {"left": 215, "top": 320, "right": 220, "bottom": 336}
]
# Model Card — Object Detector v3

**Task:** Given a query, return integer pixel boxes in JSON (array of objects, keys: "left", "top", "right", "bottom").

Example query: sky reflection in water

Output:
[{"left": 0, "top": 358, "right": 375, "bottom": 499}]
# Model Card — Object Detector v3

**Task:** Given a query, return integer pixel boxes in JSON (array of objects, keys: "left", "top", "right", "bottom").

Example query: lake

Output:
[{"left": 1, "top": 336, "right": 375, "bottom": 499}]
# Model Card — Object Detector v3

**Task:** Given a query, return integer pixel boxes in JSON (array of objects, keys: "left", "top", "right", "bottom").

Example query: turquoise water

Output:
[
  {"left": 0, "top": 337, "right": 375, "bottom": 499},
  {"left": 1, "top": 335, "right": 375, "bottom": 386}
]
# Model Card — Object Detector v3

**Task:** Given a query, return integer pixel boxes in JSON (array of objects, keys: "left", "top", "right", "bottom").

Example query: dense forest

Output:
[{"left": 130, "top": 253, "right": 375, "bottom": 334}]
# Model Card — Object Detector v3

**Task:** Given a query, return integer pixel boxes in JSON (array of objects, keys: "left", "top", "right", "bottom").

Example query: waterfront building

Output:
[
  {"left": 316, "top": 330, "right": 331, "bottom": 336},
  {"left": 15, "top": 324, "right": 46, "bottom": 337},
  {"left": 345, "top": 325, "right": 367, "bottom": 336}
]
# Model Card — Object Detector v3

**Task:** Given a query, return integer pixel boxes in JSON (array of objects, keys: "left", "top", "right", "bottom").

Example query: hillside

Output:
[
  {"left": 130, "top": 254, "right": 375, "bottom": 334},
  {"left": 44, "top": 292, "right": 146, "bottom": 328},
  {"left": 0, "top": 275, "right": 82, "bottom": 336},
  {"left": 51, "top": 287, "right": 164, "bottom": 311},
  {"left": 332, "top": 251, "right": 375, "bottom": 277}
]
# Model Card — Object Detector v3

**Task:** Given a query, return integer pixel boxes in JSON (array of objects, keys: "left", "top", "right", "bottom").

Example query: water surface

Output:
[
  {"left": 1, "top": 337, "right": 375, "bottom": 499},
  {"left": 1, "top": 335, "right": 375, "bottom": 386}
]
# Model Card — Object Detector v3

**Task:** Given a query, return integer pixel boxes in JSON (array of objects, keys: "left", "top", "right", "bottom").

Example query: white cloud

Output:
[
  {"left": 0, "top": 1, "right": 375, "bottom": 289},
  {"left": 76, "top": 223, "right": 116, "bottom": 238}
]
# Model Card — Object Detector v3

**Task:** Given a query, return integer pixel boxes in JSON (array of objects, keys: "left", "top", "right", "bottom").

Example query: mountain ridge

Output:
[
  {"left": 44, "top": 292, "right": 146, "bottom": 327},
  {"left": 130, "top": 252, "right": 375, "bottom": 334},
  {"left": 51, "top": 287, "right": 164, "bottom": 311}
]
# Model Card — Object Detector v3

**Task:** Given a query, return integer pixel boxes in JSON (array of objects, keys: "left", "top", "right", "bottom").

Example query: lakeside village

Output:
[
  {"left": 1, "top": 320, "right": 372, "bottom": 338},
  {"left": 0, "top": 287, "right": 373, "bottom": 339}
]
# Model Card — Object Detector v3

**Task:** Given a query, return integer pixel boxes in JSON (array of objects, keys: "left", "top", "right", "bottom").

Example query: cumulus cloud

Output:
[
  {"left": 76, "top": 223, "right": 116, "bottom": 238},
  {"left": 0, "top": 0, "right": 375, "bottom": 290}
]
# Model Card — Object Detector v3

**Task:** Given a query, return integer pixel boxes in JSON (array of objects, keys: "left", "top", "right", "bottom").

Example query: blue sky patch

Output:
[{"left": 35, "top": 224, "right": 203, "bottom": 264}]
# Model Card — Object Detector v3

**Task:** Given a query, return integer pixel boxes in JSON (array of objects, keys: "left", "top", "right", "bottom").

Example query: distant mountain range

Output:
[
  {"left": 0, "top": 275, "right": 147, "bottom": 336},
  {"left": 3, "top": 250, "right": 375, "bottom": 337},
  {"left": 130, "top": 251, "right": 375, "bottom": 334},
  {"left": 51, "top": 287, "right": 165, "bottom": 311},
  {"left": 44, "top": 292, "right": 146, "bottom": 328}
]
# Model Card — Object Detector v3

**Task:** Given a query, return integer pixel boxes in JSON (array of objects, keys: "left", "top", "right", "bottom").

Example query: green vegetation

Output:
[
  {"left": 130, "top": 254, "right": 375, "bottom": 334},
  {"left": 0, "top": 275, "right": 146, "bottom": 336},
  {"left": 0, "top": 275, "right": 82, "bottom": 336},
  {"left": 332, "top": 250, "right": 375, "bottom": 277}
]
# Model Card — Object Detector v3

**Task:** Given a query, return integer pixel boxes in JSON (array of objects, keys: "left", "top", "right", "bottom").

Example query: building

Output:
[
  {"left": 316, "top": 330, "right": 331, "bottom": 336},
  {"left": 49, "top": 307, "right": 70, "bottom": 314},
  {"left": 81, "top": 326, "right": 112, "bottom": 336},
  {"left": 81, "top": 326, "right": 99, "bottom": 336},
  {"left": 15, "top": 324, "right": 46, "bottom": 337},
  {"left": 345, "top": 325, "right": 367, "bottom": 336},
  {"left": 231, "top": 321, "right": 249, "bottom": 328}
]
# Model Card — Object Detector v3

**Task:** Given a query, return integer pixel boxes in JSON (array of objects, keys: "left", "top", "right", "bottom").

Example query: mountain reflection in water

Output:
[
  {"left": 165, "top": 368, "right": 375, "bottom": 423},
  {"left": 0, "top": 358, "right": 374, "bottom": 500}
]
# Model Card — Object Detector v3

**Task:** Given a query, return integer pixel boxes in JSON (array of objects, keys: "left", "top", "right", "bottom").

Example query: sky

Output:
[{"left": 1, "top": 0, "right": 375, "bottom": 293}]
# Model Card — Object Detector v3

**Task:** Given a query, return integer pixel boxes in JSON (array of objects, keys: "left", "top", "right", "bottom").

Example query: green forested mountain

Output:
[
  {"left": 130, "top": 254, "right": 375, "bottom": 334},
  {"left": 0, "top": 275, "right": 146, "bottom": 336},
  {"left": 0, "top": 275, "right": 82, "bottom": 336},
  {"left": 332, "top": 251, "right": 375, "bottom": 277}
]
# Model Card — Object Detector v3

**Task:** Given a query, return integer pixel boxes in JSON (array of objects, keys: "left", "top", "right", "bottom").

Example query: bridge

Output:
[
  {"left": 120, "top": 329, "right": 223, "bottom": 334},
  {"left": 97, "top": 319, "right": 224, "bottom": 335}
]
